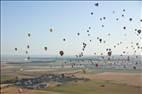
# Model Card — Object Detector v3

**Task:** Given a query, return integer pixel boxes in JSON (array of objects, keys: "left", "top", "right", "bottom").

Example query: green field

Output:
[{"left": 43, "top": 80, "right": 141, "bottom": 94}]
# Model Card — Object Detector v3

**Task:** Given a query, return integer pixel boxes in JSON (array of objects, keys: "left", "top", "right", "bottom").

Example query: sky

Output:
[{"left": 1, "top": 1, "right": 142, "bottom": 57}]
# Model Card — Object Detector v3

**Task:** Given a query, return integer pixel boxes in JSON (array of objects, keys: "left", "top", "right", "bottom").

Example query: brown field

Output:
[{"left": 1, "top": 63, "right": 142, "bottom": 94}]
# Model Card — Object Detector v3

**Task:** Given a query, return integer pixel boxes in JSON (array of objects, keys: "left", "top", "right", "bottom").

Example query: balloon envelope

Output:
[
  {"left": 44, "top": 47, "right": 47, "bottom": 51},
  {"left": 28, "top": 33, "right": 31, "bottom": 37},
  {"left": 108, "top": 51, "right": 112, "bottom": 56},
  {"left": 59, "top": 51, "right": 64, "bottom": 56},
  {"left": 15, "top": 48, "right": 18, "bottom": 51},
  {"left": 137, "top": 29, "right": 141, "bottom": 34},
  {"left": 49, "top": 28, "right": 53, "bottom": 32}
]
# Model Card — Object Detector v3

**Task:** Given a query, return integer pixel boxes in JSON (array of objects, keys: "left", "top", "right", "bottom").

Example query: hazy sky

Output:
[{"left": 1, "top": 1, "right": 142, "bottom": 56}]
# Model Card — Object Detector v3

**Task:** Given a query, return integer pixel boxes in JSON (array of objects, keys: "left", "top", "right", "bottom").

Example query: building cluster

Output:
[{"left": 15, "top": 74, "right": 87, "bottom": 89}]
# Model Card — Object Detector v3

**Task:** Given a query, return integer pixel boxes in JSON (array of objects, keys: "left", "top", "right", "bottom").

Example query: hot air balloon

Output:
[
  {"left": 94, "top": 3, "right": 99, "bottom": 7},
  {"left": 103, "top": 17, "right": 106, "bottom": 20},
  {"left": 137, "top": 29, "right": 141, "bottom": 34},
  {"left": 108, "top": 51, "right": 112, "bottom": 56},
  {"left": 123, "top": 51, "right": 125, "bottom": 54},
  {"left": 108, "top": 33, "right": 111, "bottom": 36},
  {"left": 44, "top": 47, "right": 47, "bottom": 51},
  {"left": 129, "top": 18, "right": 132, "bottom": 21},
  {"left": 89, "top": 27, "right": 91, "bottom": 29},
  {"left": 109, "top": 48, "right": 111, "bottom": 51},
  {"left": 102, "top": 25, "right": 104, "bottom": 27},
  {"left": 59, "top": 51, "right": 64, "bottom": 56},
  {"left": 27, "top": 45, "right": 30, "bottom": 49},
  {"left": 123, "top": 26, "right": 126, "bottom": 30},
  {"left": 123, "top": 9, "right": 126, "bottom": 12},
  {"left": 112, "top": 10, "right": 115, "bottom": 14},
  {"left": 96, "top": 63, "right": 98, "bottom": 68},
  {"left": 77, "top": 33, "right": 80, "bottom": 36},
  {"left": 28, "top": 33, "right": 31, "bottom": 37},
  {"left": 133, "top": 66, "right": 136, "bottom": 70},
  {"left": 99, "top": 38, "right": 102, "bottom": 43},
  {"left": 27, "top": 56, "right": 30, "bottom": 60},
  {"left": 87, "top": 30, "right": 89, "bottom": 32},
  {"left": 63, "top": 38, "right": 66, "bottom": 41},
  {"left": 116, "top": 18, "right": 119, "bottom": 21},
  {"left": 88, "top": 34, "right": 90, "bottom": 36},
  {"left": 136, "top": 43, "right": 139, "bottom": 46},
  {"left": 91, "top": 12, "right": 93, "bottom": 15},
  {"left": 114, "top": 45, "right": 116, "bottom": 48},
  {"left": 49, "top": 28, "right": 53, "bottom": 32},
  {"left": 14, "top": 48, "right": 18, "bottom": 51},
  {"left": 25, "top": 51, "right": 28, "bottom": 54}
]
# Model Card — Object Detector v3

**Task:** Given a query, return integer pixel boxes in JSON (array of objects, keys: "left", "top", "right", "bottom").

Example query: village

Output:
[{"left": 14, "top": 73, "right": 88, "bottom": 89}]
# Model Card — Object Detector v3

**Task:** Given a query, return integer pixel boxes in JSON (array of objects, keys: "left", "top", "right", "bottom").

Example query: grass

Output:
[
  {"left": 42, "top": 80, "right": 141, "bottom": 94},
  {"left": 0, "top": 75, "right": 16, "bottom": 83}
]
